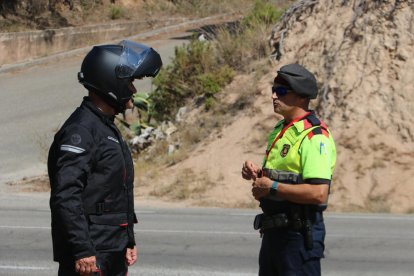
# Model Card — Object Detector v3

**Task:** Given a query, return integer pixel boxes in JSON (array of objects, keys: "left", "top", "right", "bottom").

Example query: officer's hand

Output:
[
  {"left": 252, "top": 177, "right": 272, "bottom": 200},
  {"left": 75, "top": 256, "right": 97, "bottom": 276},
  {"left": 126, "top": 246, "right": 138, "bottom": 266},
  {"left": 242, "top": 160, "right": 259, "bottom": 180}
]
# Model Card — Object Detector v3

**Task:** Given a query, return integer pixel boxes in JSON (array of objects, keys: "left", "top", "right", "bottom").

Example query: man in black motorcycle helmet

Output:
[{"left": 48, "top": 40, "right": 162, "bottom": 276}]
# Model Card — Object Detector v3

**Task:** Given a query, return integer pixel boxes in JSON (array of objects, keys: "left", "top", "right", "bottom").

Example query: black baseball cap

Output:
[{"left": 274, "top": 64, "right": 318, "bottom": 99}]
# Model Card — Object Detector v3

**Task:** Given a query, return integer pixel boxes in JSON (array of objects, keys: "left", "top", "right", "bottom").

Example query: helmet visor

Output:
[
  {"left": 115, "top": 40, "right": 150, "bottom": 79},
  {"left": 115, "top": 40, "right": 152, "bottom": 79}
]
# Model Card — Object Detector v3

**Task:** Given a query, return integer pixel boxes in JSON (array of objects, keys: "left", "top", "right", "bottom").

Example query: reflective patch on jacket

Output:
[{"left": 60, "top": 144, "right": 85, "bottom": 154}]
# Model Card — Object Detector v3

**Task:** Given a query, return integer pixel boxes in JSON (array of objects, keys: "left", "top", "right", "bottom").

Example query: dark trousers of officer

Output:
[
  {"left": 258, "top": 212, "right": 325, "bottom": 276},
  {"left": 58, "top": 250, "right": 128, "bottom": 276}
]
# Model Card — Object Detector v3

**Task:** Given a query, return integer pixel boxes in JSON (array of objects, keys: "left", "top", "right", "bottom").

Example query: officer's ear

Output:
[{"left": 296, "top": 94, "right": 310, "bottom": 107}]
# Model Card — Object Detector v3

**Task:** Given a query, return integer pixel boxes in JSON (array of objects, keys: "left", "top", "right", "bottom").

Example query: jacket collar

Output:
[{"left": 81, "top": 97, "right": 115, "bottom": 124}]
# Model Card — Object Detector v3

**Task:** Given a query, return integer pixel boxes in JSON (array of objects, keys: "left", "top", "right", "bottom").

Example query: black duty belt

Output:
[
  {"left": 253, "top": 211, "right": 315, "bottom": 250},
  {"left": 254, "top": 213, "right": 290, "bottom": 231}
]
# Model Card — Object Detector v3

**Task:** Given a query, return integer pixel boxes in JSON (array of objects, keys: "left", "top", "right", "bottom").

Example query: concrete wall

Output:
[{"left": 0, "top": 18, "right": 185, "bottom": 66}]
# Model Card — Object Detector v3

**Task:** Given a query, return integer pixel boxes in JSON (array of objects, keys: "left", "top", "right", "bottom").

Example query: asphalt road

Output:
[
  {"left": 0, "top": 30, "right": 188, "bottom": 185},
  {"left": 1, "top": 193, "right": 414, "bottom": 276}
]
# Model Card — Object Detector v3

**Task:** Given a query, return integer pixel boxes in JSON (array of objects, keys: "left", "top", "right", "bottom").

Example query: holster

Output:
[{"left": 302, "top": 205, "right": 314, "bottom": 250}]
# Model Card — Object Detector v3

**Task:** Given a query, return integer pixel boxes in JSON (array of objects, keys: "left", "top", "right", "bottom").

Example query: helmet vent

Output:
[
  {"left": 78, "top": 72, "right": 84, "bottom": 82},
  {"left": 108, "top": 92, "right": 118, "bottom": 100}
]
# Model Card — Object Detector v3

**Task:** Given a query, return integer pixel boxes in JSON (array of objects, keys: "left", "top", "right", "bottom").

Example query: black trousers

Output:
[{"left": 58, "top": 250, "right": 128, "bottom": 276}]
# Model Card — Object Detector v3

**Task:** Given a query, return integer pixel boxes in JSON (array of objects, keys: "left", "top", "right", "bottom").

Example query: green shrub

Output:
[
  {"left": 151, "top": 39, "right": 235, "bottom": 121},
  {"left": 148, "top": 0, "right": 283, "bottom": 122},
  {"left": 198, "top": 66, "right": 235, "bottom": 96},
  {"left": 109, "top": 5, "right": 123, "bottom": 20},
  {"left": 204, "top": 97, "right": 216, "bottom": 111},
  {"left": 242, "top": 0, "right": 284, "bottom": 27},
  {"left": 214, "top": 1, "right": 283, "bottom": 71}
]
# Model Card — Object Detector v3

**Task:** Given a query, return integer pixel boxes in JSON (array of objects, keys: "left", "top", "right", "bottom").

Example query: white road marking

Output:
[
  {"left": 0, "top": 265, "right": 255, "bottom": 275},
  {"left": 128, "top": 266, "right": 256, "bottom": 276},
  {"left": 0, "top": 225, "right": 50, "bottom": 230},
  {"left": 136, "top": 211, "right": 156, "bottom": 214},
  {"left": 0, "top": 265, "right": 52, "bottom": 270},
  {"left": 0, "top": 225, "right": 256, "bottom": 235},
  {"left": 228, "top": 212, "right": 257, "bottom": 216},
  {"left": 135, "top": 229, "right": 257, "bottom": 235},
  {"left": 325, "top": 214, "right": 414, "bottom": 220}
]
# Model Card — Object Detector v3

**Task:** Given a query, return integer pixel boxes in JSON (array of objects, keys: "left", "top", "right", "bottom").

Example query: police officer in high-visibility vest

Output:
[{"left": 242, "top": 63, "right": 336, "bottom": 276}]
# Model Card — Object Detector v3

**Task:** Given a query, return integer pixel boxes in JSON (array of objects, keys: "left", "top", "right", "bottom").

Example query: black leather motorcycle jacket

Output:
[{"left": 48, "top": 97, "right": 136, "bottom": 262}]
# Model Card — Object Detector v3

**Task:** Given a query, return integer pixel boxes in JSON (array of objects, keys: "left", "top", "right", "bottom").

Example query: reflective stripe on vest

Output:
[{"left": 262, "top": 168, "right": 303, "bottom": 184}]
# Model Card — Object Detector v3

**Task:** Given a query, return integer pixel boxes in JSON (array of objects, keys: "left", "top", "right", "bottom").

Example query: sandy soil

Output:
[{"left": 136, "top": 0, "right": 414, "bottom": 213}]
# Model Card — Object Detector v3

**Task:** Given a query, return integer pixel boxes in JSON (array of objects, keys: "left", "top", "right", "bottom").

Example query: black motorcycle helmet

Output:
[{"left": 78, "top": 40, "right": 162, "bottom": 112}]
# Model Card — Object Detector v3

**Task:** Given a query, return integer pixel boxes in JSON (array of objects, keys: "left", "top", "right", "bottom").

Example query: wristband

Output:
[{"left": 271, "top": 181, "right": 278, "bottom": 190}]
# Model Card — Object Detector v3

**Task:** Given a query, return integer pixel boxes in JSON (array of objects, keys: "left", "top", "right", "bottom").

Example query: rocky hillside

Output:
[
  {"left": 137, "top": 0, "right": 414, "bottom": 213},
  {"left": 0, "top": 0, "right": 144, "bottom": 31},
  {"left": 268, "top": 0, "right": 414, "bottom": 213}
]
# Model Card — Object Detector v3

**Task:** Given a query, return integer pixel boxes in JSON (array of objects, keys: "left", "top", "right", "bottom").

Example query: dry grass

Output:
[
  {"left": 149, "top": 168, "right": 216, "bottom": 201},
  {"left": 364, "top": 196, "right": 391, "bottom": 213},
  {"left": 6, "top": 175, "right": 50, "bottom": 193},
  {"left": 212, "top": 20, "right": 274, "bottom": 73},
  {"left": 143, "top": 0, "right": 253, "bottom": 18},
  {"left": 134, "top": 72, "right": 264, "bottom": 206}
]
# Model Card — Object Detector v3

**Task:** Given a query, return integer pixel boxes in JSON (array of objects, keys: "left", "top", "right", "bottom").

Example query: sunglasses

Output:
[{"left": 271, "top": 86, "right": 291, "bottom": 97}]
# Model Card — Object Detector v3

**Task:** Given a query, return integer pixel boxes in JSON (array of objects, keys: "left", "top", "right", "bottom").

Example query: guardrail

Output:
[
  {"left": 0, "top": 14, "right": 236, "bottom": 74},
  {"left": 0, "top": 18, "right": 186, "bottom": 67}
]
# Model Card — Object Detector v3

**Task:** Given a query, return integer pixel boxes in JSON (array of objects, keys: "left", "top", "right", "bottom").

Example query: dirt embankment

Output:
[
  {"left": 269, "top": 0, "right": 414, "bottom": 213},
  {"left": 136, "top": 0, "right": 414, "bottom": 213}
]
